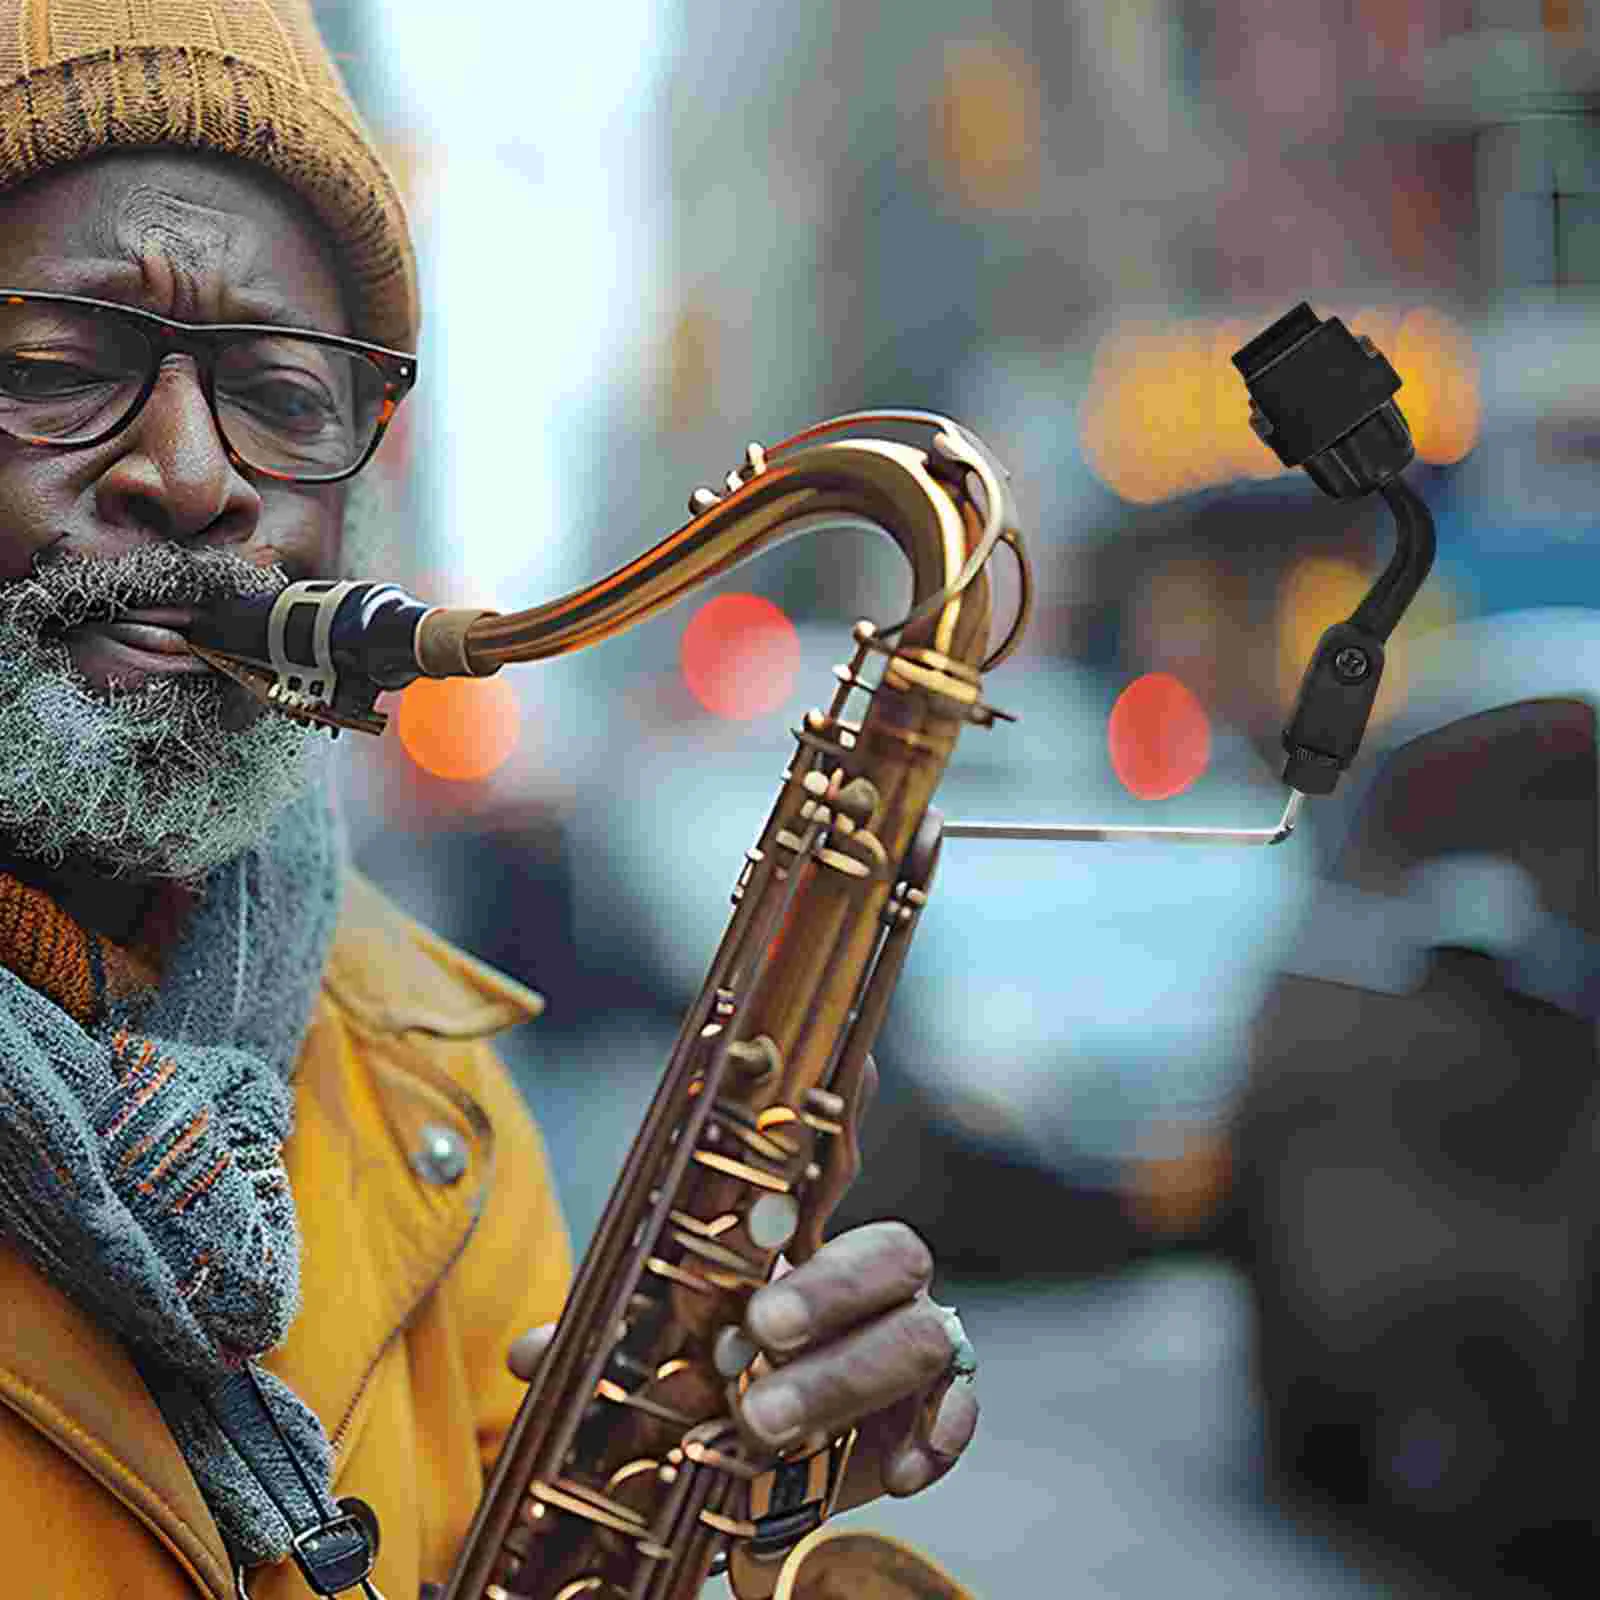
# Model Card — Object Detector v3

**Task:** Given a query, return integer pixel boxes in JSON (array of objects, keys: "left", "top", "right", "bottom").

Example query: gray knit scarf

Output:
[{"left": 0, "top": 775, "right": 345, "bottom": 1571}]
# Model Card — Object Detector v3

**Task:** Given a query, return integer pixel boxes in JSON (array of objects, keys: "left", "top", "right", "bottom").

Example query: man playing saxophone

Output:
[{"left": 0, "top": 2, "right": 980, "bottom": 1597}]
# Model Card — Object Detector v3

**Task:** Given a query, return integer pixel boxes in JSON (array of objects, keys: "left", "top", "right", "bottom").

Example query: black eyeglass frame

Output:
[{"left": 0, "top": 288, "right": 418, "bottom": 484}]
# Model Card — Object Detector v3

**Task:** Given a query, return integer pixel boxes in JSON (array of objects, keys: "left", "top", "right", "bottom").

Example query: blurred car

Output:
[{"left": 1233, "top": 606, "right": 1600, "bottom": 1598}]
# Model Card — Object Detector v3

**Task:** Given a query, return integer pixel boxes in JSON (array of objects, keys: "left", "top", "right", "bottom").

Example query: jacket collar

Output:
[
  {"left": 322, "top": 874, "right": 544, "bottom": 1040},
  {"left": 0, "top": 872, "right": 542, "bottom": 1598}
]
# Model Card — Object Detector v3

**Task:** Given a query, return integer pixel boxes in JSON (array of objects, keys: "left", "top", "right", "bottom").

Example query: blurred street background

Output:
[{"left": 313, "top": 1, "right": 1600, "bottom": 1594}]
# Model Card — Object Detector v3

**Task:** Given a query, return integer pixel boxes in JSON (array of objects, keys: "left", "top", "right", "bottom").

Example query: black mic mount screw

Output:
[
  {"left": 1231, "top": 303, "right": 1437, "bottom": 797},
  {"left": 1332, "top": 647, "right": 1371, "bottom": 683}
]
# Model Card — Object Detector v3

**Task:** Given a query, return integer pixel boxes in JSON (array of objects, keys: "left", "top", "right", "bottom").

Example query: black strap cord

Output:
[{"left": 194, "top": 1363, "right": 386, "bottom": 1598}]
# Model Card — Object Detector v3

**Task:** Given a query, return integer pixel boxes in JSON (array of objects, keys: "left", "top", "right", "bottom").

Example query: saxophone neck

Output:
[
  {"left": 183, "top": 413, "right": 1028, "bottom": 735},
  {"left": 464, "top": 417, "right": 1022, "bottom": 676}
]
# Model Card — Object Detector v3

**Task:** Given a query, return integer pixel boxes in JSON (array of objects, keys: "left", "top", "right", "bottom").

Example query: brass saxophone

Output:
[{"left": 188, "top": 411, "right": 1030, "bottom": 1600}]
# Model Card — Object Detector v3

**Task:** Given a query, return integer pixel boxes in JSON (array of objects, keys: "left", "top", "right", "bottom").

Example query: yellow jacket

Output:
[{"left": 0, "top": 875, "right": 572, "bottom": 1600}]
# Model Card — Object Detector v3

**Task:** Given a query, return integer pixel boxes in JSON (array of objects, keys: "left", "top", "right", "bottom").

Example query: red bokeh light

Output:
[
  {"left": 1107, "top": 672, "right": 1212, "bottom": 800},
  {"left": 680, "top": 594, "right": 801, "bottom": 720}
]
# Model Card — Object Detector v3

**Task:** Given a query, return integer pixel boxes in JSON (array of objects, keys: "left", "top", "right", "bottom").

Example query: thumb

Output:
[{"left": 506, "top": 1322, "right": 557, "bottom": 1381}]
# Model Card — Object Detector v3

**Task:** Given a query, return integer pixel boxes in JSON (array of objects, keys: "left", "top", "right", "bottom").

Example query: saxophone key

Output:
[
  {"left": 535, "top": 1478, "right": 649, "bottom": 1536},
  {"left": 672, "top": 1228, "right": 764, "bottom": 1279},
  {"left": 550, "top": 1581, "right": 606, "bottom": 1600},
  {"left": 814, "top": 846, "right": 872, "bottom": 878},
  {"left": 692, "top": 1149, "right": 791, "bottom": 1192},
  {"left": 708, "top": 1116, "right": 792, "bottom": 1164},
  {"left": 831, "top": 777, "right": 880, "bottom": 825},
  {"left": 594, "top": 1377, "right": 698, "bottom": 1429},
  {"left": 516, "top": 1493, "right": 552, "bottom": 1528},
  {"left": 644, "top": 1255, "right": 719, "bottom": 1295},
  {"left": 744, "top": 1191, "right": 800, "bottom": 1251},
  {"left": 607, "top": 1458, "right": 671, "bottom": 1529},
  {"left": 682, "top": 1435, "right": 762, "bottom": 1480},
  {"left": 799, "top": 1112, "right": 844, "bottom": 1136},
  {"left": 700, "top": 1509, "right": 760, "bottom": 1539},
  {"left": 803, "top": 1088, "right": 846, "bottom": 1119},
  {"left": 724, "top": 1035, "right": 781, "bottom": 1081},
  {"left": 668, "top": 1207, "right": 740, "bottom": 1239},
  {"left": 702, "top": 1266, "right": 766, "bottom": 1293},
  {"left": 595, "top": 1374, "right": 700, "bottom": 1427}
]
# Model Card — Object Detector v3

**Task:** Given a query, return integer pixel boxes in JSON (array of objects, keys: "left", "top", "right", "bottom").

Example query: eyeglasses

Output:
[{"left": 0, "top": 290, "right": 417, "bottom": 484}]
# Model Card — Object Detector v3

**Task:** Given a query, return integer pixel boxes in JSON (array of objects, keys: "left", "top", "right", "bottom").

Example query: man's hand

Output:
[{"left": 506, "top": 1219, "right": 979, "bottom": 1512}]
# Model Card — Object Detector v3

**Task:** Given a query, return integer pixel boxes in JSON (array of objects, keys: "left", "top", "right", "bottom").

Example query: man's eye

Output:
[
  {"left": 228, "top": 376, "right": 341, "bottom": 431},
  {"left": 0, "top": 354, "right": 119, "bottom": 397}
]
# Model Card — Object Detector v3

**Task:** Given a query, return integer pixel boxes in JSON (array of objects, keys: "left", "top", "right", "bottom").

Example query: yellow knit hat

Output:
[{"left": 0, "top": 0, "right": 419, "bottom": 350}]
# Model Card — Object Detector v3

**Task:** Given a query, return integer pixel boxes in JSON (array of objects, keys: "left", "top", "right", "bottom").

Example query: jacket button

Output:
[{"left": 413, "top": 1123, "right": 468, "bottom": 1185}]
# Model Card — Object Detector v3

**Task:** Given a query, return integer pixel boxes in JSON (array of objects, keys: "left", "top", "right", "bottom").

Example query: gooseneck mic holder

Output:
[
  {"left": 1234, "top": 302, "right": 1437, "bottom": 798},
  {"left": 942, "top": 302, "right": 1438, "bottom": 847}
]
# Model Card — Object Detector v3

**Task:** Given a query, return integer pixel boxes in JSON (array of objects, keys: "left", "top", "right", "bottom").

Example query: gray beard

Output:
[{"left": 0, "top": 543, "right": 319, "bottom": 882}]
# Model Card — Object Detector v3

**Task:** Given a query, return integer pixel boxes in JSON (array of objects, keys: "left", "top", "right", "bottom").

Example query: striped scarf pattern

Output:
[{"left": 0, "top": 779, "right": 344, "bottom": 1568}]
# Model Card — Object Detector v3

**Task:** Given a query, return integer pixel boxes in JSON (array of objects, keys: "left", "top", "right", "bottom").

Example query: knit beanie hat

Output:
[{"left": 0, "top": 0, "right": 418, "bottom": 351}]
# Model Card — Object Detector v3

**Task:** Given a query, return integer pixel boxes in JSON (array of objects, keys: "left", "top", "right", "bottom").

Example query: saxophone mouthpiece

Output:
[{"left": 186, "top": 580, "right": 500, "bottom": 737}]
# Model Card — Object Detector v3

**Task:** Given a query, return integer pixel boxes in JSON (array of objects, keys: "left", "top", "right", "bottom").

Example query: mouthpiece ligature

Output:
[{"left": 186, "top": 579, "right": 496, "bottom": 737}]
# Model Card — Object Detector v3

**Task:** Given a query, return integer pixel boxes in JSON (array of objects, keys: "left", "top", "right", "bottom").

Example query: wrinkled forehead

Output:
[{"left": 0, "top": 151, "right": 350, "bottom": 332}]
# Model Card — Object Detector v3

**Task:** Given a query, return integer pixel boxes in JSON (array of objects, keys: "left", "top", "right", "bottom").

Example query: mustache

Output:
[{"left": 2, "top": 542, "right": 290, "bottom": 635}]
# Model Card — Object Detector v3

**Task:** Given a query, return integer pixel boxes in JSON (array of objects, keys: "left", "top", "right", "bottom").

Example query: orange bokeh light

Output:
[
  {"left": 930, "top": 37, "right": 1042, "bottom": 211},
  {"left": 1123, "top": 1121, "right": 1233, "bottom": 1236},
  {"left": 395, "top": 674, "right": 522, "bottom": 782},
  {"left": 1392, "top": 306, "right": 1481, "bottom": 467},
  {"left": 680, "top": 594, "right": 801, "bottom": 720},
  {"left": 1107, "top": 672, "right": 1212, "bottom": 800}
]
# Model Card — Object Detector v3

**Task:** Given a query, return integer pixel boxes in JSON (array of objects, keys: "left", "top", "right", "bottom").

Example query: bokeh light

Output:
[
  {"left": 1123, "top": 1121, "right": 1232, "bottom": 1237},
  {"left": 929, "top": 37, "right": 1042, "bottom": 211},
  {"left": 1107, "top": 672, "right": 1213, "bottom": 800},
  {"left": 1392, "top": 307, "right": 1482, "bottom": 467},
  {"left": 1131, "top": 557, "right": 1228, "bottom": 692},
  {"left": 1079, "top": 307, "right": 1481, "bottom": 505},
  {"left": 396, "top": 674, "right": 522, "bottom": 783},
  {"left": 680, "top": 594, "right": 801, "bottom": 720}
]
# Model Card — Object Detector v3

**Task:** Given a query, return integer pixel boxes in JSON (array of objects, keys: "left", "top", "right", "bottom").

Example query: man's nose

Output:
[{"left": 93, "top": 355, "right": 261, "bottom": 544}]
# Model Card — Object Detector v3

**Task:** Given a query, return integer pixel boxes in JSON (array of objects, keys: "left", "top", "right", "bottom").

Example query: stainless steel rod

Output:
[{"left": 943, "top": 790, "right": 1305, "bottom": 846}]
